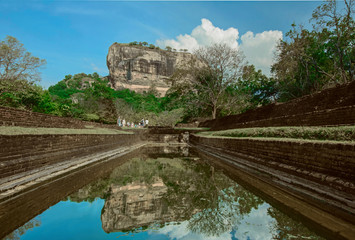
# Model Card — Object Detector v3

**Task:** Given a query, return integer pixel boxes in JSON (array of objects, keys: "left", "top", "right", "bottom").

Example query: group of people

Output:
[{"left": 117, "top": 116, "right": 148, "bottom": 128}]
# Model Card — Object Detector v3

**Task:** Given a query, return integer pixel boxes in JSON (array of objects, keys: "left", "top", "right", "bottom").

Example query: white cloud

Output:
[
  {"left": 151, "top": 203, "right": 277, "bottom": 240},
  {"left": 233, "top": 203, "right": 277, "bottom": 240},
  {"left": 157, "top": 18, "right": 239, "bottom": 52},
  {"left": 154, "top": 220, "right": 233, "bottom": 240},
  {"left": 156, "top": 18, "right": 282, "bottom": 75},
  {"left": 240, "top": 30, "right": 283, "bottom": 75}
]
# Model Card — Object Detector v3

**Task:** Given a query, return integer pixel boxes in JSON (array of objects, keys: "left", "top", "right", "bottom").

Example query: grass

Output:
[
  {"left": 0, "top": 126, "right": 133, "bottom": 135},
  {"left": 198, "top": 126, "right": 355, "bottom": 142}
]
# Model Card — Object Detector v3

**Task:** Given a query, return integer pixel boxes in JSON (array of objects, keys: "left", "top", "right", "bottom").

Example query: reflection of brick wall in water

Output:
[
  {"left": 0, "top": 106, "right": 117, "bottom": 129},
  {"left": 190, "top": 135, "right": 355, "bottom": 224},
  {"left": 200, "top": 81, "right": 355, "bottom": 130}
]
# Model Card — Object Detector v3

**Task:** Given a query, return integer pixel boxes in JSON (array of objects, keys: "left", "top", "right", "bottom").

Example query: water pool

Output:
[{"left": 4, "top": 147, "right": 324, "bottom": 240}]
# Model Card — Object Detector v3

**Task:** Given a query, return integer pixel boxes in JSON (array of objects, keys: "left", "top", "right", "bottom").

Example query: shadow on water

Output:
[{"left": 2, "top": 146, "right": 324, "bottom": 240}]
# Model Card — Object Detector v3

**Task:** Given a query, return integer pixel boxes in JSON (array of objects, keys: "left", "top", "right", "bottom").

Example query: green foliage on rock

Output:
[{"left": 47, "top": 72, "right": 184, "bottom": 125}]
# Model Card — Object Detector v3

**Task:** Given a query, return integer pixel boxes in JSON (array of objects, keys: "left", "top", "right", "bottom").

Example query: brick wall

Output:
[
  {"left": 0, "top": 134, "right": 141, "bottom": 179},
  {"left": 190, "top": 135, "right": 355, "bottom": 222},
  {"left": 0, "top": 106, "right": 118, "bottom": 129},
  {"left": 200, "top": 81, "right": 355, "bottom": 130},
  {"left": 0, "top": 147, "right": 141, "bottom": 238},
  {"left": 190, "top": 135, "right": 355, "bottom": 223},
  {"left": 190, "top": 135, "right": 354, "bottom": 189}
]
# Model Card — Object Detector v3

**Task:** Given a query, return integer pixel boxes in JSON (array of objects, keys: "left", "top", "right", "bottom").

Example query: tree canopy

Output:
[
  {"left": 272, "top": 0, "right": 354, "bottom": 101},
  {"left": 0, "top": 36, "right": 46, "bottom": 82},
  {"left": 169, "top": 43, "right": 248, "bottom": 119}
]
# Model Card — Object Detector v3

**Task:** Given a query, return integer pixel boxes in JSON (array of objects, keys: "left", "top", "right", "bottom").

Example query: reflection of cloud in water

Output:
[
  {"left": 234, "top": 203, "right": 276, "bottom": 240},
  {"left": 154, "top": 221, "right": 233, "bottom": 240},
  {"left": 152, "top": 203, "right": 276, "bottom": 240}
]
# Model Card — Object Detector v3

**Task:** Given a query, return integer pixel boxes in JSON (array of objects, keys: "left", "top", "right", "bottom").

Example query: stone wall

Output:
[
  {"left": 0, "top": 134, "right": 141, "bottom": 179},
  {"left": 200, "top": 81, "right": 355, "bottom": 130},
  {"left": 0, "top": 106, "right": 118, "bottom": 129},
  {"left": 190, "top": 134, "right": 355, "bottom": 224},
  {"left": 0, "top": 147, "right": 141, "bottom": 238},
  {"left": 143, "top": 127, "right": 205, "bottom": 144}
]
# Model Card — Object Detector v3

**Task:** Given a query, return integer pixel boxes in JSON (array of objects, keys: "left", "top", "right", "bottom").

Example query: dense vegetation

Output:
[
  {"left": 0, "top": 0, "right": 353, "bottom": 125},
  {"left": 46, "top": 73, "right": 185, "bottom": 125},
  {"left": 272, "top": 0, "right": 354, "bottom": 101}
]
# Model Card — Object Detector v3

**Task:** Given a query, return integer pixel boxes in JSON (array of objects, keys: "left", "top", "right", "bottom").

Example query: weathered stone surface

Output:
[
  {"left": 106, "top": 43, "right": 194, "bottom": 96},
  {"left": 200, "top": 80, "right": 355, "bottom": 130},
  {"left": 0, "top": 106, "right": 118, "bottom": 129}
]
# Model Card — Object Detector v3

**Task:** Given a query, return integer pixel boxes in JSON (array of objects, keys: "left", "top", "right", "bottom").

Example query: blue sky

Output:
[{"left": 0, "top": 0, "right": 322, "bottom": 89}]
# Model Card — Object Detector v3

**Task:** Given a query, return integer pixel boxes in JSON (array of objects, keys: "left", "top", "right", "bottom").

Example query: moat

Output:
[{"left": 4, "top": 146, "right": 324, "bottom": 240}]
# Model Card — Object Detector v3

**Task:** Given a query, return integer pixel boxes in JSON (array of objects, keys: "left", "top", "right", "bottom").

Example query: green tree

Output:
[
  {"left": 272, "top": 25, "right": 326, "bottom": 100},
  {"left": 0, "top": 79, "right": 42, "bottom": 109},
  {"left": 170, "top": 43, "right": 246, "bottom": 119},
  {"left": 240, "top": 65, "right": 277, "bottom": 107},
  {"left": 311, "top": 0, "right": 354, "bottom": 83},
  {"left": 272, "top": 0, "right": 354, "bottom": 101},
  {"left": 0, "top": 36, "right": 46, "bottom": 82}
]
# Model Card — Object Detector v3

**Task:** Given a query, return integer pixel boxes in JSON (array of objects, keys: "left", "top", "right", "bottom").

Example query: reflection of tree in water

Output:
[
  {"left": 143, "top": 157, "right": 265, "bottom": 237},
  {"left": 67, "top": 156, "right": 323, "bottom": 239},
  {"left": 68, "top": 157, "right": 265, "bottom": 236},
  {"left": 68, "top": 177, "right": 111, "bottom": 203},
  {"left": 268, "top": 207, "right": 325, "bottom": 240},
  {"left": 4, "top": 218, "right": 41, "bottom": 240},
  {"left": 187, "top": 184, "right": 264, "bottom": 236},
  {"left": 187, "top": 187, "right": 241, "bottom": 236}
]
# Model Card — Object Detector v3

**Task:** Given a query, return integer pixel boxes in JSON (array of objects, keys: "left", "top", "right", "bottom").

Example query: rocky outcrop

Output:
[{"left": 106, "top": 43, "right": 194, "bottom": 96}]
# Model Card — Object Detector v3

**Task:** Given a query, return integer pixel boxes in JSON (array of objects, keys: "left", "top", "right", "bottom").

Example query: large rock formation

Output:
[{"left": 106, "top": 43, "right": 194, "bottom": 96}]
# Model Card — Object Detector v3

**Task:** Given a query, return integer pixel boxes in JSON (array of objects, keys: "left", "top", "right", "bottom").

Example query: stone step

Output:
[
  {"left": 0, "top": 143, "right": 147, "bottom": 201},
  {"left": 0, "top": 142, "right": 126, "bottom": 179}
]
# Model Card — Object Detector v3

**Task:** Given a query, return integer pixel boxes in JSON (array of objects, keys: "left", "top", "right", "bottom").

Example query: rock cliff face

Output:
[{"left": 106, "top": 43, "right": 193, "bottom": 96}]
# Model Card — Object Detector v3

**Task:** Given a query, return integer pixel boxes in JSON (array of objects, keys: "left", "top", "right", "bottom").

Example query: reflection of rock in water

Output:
[
  {"left": 181, "top": 146, "right": 189, "bottom": 156},
  {"left": 101, "top": 178, "right": 172, "bottom": 232}
]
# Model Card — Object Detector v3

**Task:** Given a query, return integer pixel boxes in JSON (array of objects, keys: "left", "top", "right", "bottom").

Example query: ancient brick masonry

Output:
[
  {"left": 0, "top": 134, "right": 141, "bottom": 179},
  {"left": 190, "top": 134, "right": 355, "bottom": 225},
  {"left": 190, "top": 135, "right": 355, "bottom": 187},
  {"left": 0, "top": 145, "right": 141, "bottom": 238},
  {"left": 0, "top": 106, "right": 118, "bottom": 129},
  {"left": 200, "top": 81, "right": 355, "bottom": 130}
]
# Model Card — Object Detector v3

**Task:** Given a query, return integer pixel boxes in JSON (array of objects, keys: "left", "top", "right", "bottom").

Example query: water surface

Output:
[{"left": 4, "top": 147, "right": 324, "bottom": 240}]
